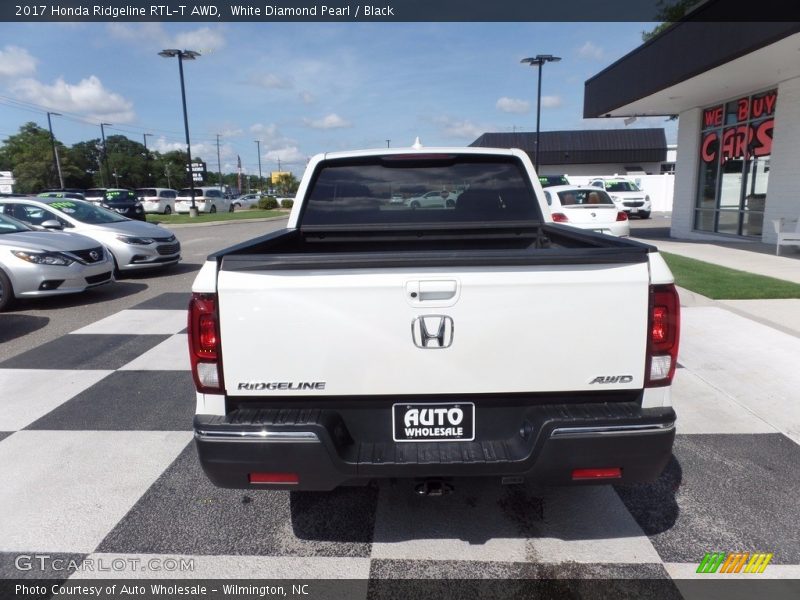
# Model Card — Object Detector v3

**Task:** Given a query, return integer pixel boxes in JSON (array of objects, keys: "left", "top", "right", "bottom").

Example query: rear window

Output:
[
  {"left": 136, "top": 188, "right": 158, "bottom": 197},
  {"left": 302, "top": 155, "right": 541, "bottom": 227},
  {"left": 604, "top": 180, "right": 640, "bottom": 192},
  {"left": 557, "top": 189, "right": 614, "bottom": 206}
]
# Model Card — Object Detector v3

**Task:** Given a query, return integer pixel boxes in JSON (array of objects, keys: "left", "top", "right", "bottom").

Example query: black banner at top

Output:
[{"left": 3, "top": 0, "right": 800, "bottom": 22}]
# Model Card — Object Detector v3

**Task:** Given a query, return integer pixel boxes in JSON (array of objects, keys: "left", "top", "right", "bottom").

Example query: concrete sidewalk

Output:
[{"left": 629, "top": 222, "right": 800, "bottom": 337}]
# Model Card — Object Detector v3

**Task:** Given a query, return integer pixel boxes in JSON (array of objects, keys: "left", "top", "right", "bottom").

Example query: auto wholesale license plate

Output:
[{"left": 392, "top": 402, "right": 475, "bottom": 442}]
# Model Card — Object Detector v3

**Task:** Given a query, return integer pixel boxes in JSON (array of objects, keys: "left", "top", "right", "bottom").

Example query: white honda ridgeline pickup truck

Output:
[{"left": 189, "top": 146, "right": 680, "bottom": 494}]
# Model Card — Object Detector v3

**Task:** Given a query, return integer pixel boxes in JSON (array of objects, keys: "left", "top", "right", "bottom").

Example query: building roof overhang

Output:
[{"left": 584, "top": 21, "right": 800, "bottom": 118}]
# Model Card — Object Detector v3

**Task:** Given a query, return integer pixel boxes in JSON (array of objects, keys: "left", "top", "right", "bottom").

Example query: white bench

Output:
[{"left": 772, "top": 218, "right": 800, "bottom": 255}]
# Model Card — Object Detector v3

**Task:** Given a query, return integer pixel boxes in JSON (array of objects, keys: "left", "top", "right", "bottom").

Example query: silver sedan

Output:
[
  {"left": 0, "top": 197, "right": 181, "bottom": 275},
  {"left": 0, "top": 212, "right": 113, "bottom": 311}
]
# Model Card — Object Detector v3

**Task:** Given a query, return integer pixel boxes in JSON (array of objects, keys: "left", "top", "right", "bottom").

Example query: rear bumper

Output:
[{"left": 194, "top": 401, "right": 675, "bottom": 491}]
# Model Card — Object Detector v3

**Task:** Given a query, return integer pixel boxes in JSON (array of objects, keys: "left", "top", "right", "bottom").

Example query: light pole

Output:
[
  {"left": 216, "top": 134, "right": 223, "bottom": 193},
  {"left": 521, "top": 54, "right": 561, "bottom": 173},
  {"left": 254, "top": 140, "right": 262, "bottom": 192},
  {"left": 46, "top": 112, "right": 64, "bottom": 189},
  {"left": 159, "top": 48, "right": 201, "bottom": 216},
  {"left": 100, "top": 122, "right": 112, "bottom": 187}
]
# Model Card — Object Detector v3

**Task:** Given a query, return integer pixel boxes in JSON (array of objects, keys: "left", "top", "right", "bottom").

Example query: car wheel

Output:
[
  {"left": 210, "top": 205, "right": 217, "bottom": 214},
  {"left": 445, "top": 199, "right": 456, "bottom": 208},
  {"left": 410, "top": 201, "right": 420, "bottom": 209},
  {"left": 164, "top": 205, "right": 172, "bottom": 215},
  {"left": 229, "top": 203, "right": 235, "bottom": 212},
  {"left": 109, "top": 252, "right": 123, "bottom": 280},
  {"left": 0, "top": 269, "right": 15, "bottom": 312},
  {"left": 640, "top": 211, "right": 651, "bottom": 219}
]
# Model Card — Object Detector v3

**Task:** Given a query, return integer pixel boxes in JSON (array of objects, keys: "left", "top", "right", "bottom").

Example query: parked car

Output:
[
  {"left": 101, "top": 189, "right": 146, "bottom": 221},
  {"left": 543, "top": 186, "right": 630, "bottom": 237},
  {"left": 136, "top": 188, "right": 178, "bottom": 215},
  {"left": 0, "top": 197, "right": 180, "bottom": 274},
  {"left": 84, "top": 188, "right": 106, "bottom": 204},
  {"left": 406, "top": 190, "right": 460, "bottom": 209},
  {"left": 38, "top": 191, "right": 87, "bottom": 201},
  {"left": 538, "top": 175, "right": 570, "bottom": 188},
  {"left": 0, "top": 211, "right": 112, "bottom": 311},
  {"left": 175, "top": 187, "right": 232, "bottom": 214},
  {"left": 588, "top": 177, "right": 651, "bottom": 219},
  {"left": 232, "top": 193, "right": 260, "bottom": 210}
]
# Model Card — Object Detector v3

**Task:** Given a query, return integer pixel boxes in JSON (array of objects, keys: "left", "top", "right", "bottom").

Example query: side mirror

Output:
[{"left": 40, "top": 219, "right": 63, "bottom": 230}]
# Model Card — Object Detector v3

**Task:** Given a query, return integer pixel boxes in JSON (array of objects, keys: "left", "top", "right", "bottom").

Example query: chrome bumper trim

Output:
[
  {"left": 550, "top": 422, "right": 675, "bottom": 438},
  {"left": 194, "top": 429, "right": 319, "bottom": 443}
]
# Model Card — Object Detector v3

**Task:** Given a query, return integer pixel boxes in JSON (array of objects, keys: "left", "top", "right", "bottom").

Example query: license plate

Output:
[
  {"left": 392, "top": 402, "right": 475, "bottom": 442},
  {"left": 630, "top": 208, "right": 639, "bottom": 214}
]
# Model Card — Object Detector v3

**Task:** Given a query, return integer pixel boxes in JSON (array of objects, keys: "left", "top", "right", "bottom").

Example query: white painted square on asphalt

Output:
[
  {"left": 71, "top": 310, "right": 186, "bottom": 335},
  {"left": 370, "top": 480, "right": 660, "bottom": 564},
  {"left": 119, "top": 334, "right": 190, "bottom": 371},
  {"left": 672, "top": 370, "right": 779, "bottom": 435},
  {"left": 0, "top": 430, "right": 191, "bottom": 553},
  {"left": 71, "top": 554, "right": 372, "bottom": 580},
  {"left": 0, "top": 369, "right": 112, "bottom": 430}
]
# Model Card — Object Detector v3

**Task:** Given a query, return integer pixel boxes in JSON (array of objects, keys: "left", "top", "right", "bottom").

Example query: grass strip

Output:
[
  {"left": 146, "top": 209, "right": 285, "bottom": 225},
  {"left": 661, "top": 252, "right": 800, "bottom": 299}
]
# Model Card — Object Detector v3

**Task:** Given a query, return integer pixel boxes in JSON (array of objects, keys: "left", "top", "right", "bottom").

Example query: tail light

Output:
[
  {"left": 551, "top": 212, "right": 569, "bottom": 223},
  {"left": 616, "top": 211, "right": 628, "bottom": 221},
  {"left": 188, "top": 292, "right": 224, "bottom": 394},
  {"left": 645, "top": 284, "right": 680, "bottom": 387}
]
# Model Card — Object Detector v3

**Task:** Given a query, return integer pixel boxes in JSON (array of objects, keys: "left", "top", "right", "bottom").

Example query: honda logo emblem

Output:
[{"left": 411, "top": 315, "right": 454, "bottom": 349}]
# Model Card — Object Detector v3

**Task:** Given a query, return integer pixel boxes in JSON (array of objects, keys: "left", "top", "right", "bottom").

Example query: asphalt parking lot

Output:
[{"left": 1, "top": 215, "right": 798, "bottom": 595}]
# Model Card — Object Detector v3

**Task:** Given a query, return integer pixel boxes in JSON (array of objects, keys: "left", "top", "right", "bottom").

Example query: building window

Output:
[{"left": 695, "top": 89, "right": 776, "bottom": 237}]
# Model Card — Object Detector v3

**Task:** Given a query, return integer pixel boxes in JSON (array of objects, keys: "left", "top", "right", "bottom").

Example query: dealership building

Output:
[{"left": 584, "top": 13, "right": 800, "bottom": 244}]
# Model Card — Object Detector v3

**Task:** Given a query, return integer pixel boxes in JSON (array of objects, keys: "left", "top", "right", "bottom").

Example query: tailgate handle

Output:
[{"left": 418, "top": 280, "right": 458, "bottom": 301}]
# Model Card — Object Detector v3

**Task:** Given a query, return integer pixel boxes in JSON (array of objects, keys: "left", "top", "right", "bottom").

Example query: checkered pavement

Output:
[{"left": 1, "top": 293, "right": 799, "bottom": 588}]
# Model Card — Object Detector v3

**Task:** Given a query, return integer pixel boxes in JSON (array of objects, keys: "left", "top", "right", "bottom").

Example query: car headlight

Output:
[
  {"left": 12, "top": 250, "right": 74, "bottom": 266},
  {"left": 116, "top": 235, "right": 155, "bottom": 245}
]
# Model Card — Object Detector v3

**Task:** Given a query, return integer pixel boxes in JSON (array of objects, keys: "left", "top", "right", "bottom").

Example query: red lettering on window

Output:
[
  {"left": 753, "top": 119, "right": 774, "bottom": 156},
  {"left": 701, "top": 132, "right": 718, "bottom": 163},
  {"left": 721, "top": 126, "right": 751, "bottom": 161},
  {"left": 703, "top": 106, "right": 723, "bottom": 128},
  {"left": 737, "top": 98, "right": 749, "bottom": 122}
]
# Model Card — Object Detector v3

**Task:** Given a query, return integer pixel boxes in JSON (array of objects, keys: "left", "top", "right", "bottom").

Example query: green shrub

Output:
[
  {"left": 258, "top": 196, "right": 278, "bottom": 210},
  {"left": 280, "top": 198, "right": 294, "bottom": 209}
]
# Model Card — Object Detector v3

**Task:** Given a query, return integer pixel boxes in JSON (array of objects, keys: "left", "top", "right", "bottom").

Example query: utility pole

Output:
[
  {"left": 46, "top": 112, "right": 64, "bottom": 189},
  {"left": 521, "top": 54, "right": 561, "bottom": 173},
  {"left": 254, "top": 140, "right": 262, "bottom": 192},
  {"left": 100, "top": 122, "right": 112, "bottom": 188},
  {"left": 143, "top": 133, "right": 153, "bottom": 186},
  {"left": 216, "top": 133, "right": 223, "bottom": 192}
]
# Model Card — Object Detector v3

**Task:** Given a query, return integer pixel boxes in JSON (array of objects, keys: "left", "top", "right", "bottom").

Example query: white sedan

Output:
[{"left": 543, "top": 185, "right": 630, "bottom": 237}]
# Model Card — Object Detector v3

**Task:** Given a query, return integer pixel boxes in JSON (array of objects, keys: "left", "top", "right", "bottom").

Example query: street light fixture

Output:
[
  {"left": 100, "top": 122, "right": 112, "bottom": 188},
  {"left": 521, "top": 54, "right": 561, "bottom": 173},
  {"left": 159, "top": 48, "right": 201, "bottom": 216},
  {"left": 46, "top": 112, "right": 64, "bottom": 189}
]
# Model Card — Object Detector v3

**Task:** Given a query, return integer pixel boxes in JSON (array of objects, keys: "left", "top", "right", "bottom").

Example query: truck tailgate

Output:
[{"left": 218, "top": 261, "right": 650, "bottom": 396}]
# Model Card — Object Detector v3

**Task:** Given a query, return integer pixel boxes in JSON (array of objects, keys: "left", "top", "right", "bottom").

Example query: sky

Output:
[{"left": 0, "top": 22, "right": 676, "bottom": 178}]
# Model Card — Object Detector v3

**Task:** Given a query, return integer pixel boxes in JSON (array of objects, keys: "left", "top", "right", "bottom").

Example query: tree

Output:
[
  {"left": 641, "top": 0, "right": 699, "bottom": 41},
  {"left": 0, "top": 122, "right": 63, "bottom": 192},
  {"left": 65, "top": 139, "right": 103, "bottom": 189},
  {"left": 273, "top": 172, "right": 299, "bottom": 196}
]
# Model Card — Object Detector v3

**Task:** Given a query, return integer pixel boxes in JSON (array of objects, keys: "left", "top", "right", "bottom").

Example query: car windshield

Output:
[
  {"left": 104, "top": 190, "right": 135, "bottom": 203},
  {"left": 604, "top": 181, "right": 640, "bottom": 192},
  {"left": 0, "top": 212, "right": 32, "bottom": 233},
  {"left": 85, "top": 188, "right": 105, "bottom": 197},
  {"left": 303, "top": 155, "right": 541, "bottom": 226},
  {"left": 44, "top": 199, "right": 128, "bottom": 223},
  {"left": 540, "top": 175, "right": 569, "bottom": 187},
  {"left": 557, "top": 189, "right": 614, "bottom": 206}
]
